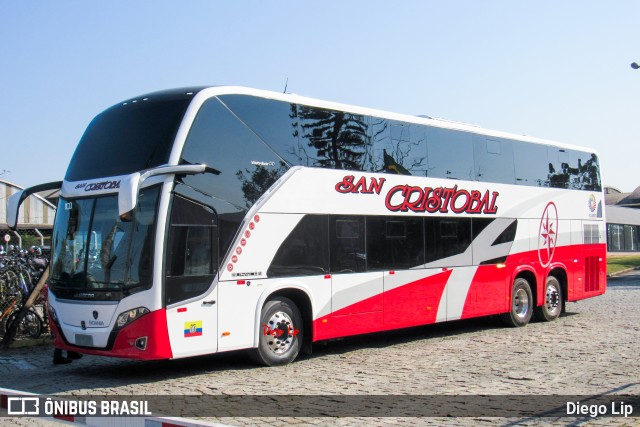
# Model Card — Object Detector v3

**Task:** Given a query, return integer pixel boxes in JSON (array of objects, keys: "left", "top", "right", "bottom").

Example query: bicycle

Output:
[
  {"left": 0, "top": 281, "right": 46, "bottom": 340},
  {"left": 4, "top": 306, "right": 43, "bottom": 338}
]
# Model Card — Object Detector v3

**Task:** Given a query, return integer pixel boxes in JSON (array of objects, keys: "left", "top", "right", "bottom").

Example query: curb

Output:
[
  {"left": 0, "top": 388, "right": 232, "bottom": 427},
  {"left": 607, "top": 266, "right": 640, "bottom": 278},
  {"left": 0, "top": 335, "right": 52, "bottom": 350},
  {"left": 8, "top": 336, "right": 52, "bottom": 349}
]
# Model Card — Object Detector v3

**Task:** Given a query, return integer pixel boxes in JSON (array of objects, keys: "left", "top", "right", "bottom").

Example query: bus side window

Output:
[
  {"left": 297, "top": 105, "right": 370, "bottom": 171},
  {"left": 473, "top": 136, "right": 515, "bottom": 184},
  {"left": 426, "top": 128, "right": 474, "bottom": 181},
  {"left": 267, "top": 215, "right": 329, "bottom": 278},
  {"left": 330, "top": 216, "right": 366, "bottom": 273},
  {"left": 513, "top": 140, "right": 549, "bottom": 187},
  {"left": 367, "top": 216, "right": 424, "bottom": 270},
  {"left": 165, "top": 195, "right": 218, "bottom": 306},
  {"left": 424, "top": 217, "right": 472, "bottom": 266}
]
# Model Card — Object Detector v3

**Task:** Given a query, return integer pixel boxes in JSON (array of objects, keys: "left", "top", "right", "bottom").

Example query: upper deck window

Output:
[{"left": 65, "top": 94, "right": 192, "bottom": 181}]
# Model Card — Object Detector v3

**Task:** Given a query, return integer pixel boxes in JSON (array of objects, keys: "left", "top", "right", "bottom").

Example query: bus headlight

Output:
[
  {"left": 48, "top": 305, "right": 58, "bottom": 323},
  {"left": 115, "top": 307, "right": 150, "bottom": 330}
]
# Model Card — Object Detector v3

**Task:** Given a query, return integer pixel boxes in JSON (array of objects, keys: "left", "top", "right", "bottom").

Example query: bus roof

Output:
[{"left": 129, "top": 85, "right": 598, "bottom": 155}]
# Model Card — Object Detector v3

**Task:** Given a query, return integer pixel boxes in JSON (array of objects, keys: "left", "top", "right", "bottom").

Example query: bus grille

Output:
[{"left": 584, "top": 256, "right": 600, "bottom": 292}]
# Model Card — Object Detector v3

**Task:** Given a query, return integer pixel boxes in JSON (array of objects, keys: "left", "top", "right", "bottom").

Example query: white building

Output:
[{"left": 0, "top": 179, "right": 56, "bottom": 247}]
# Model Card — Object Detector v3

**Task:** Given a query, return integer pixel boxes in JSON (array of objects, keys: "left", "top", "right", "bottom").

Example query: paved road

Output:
[{"left": 1, "top": 274, "right": 640, "bottom": 426}]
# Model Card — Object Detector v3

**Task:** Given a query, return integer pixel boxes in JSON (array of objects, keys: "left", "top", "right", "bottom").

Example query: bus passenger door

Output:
[{"left": 164, "top": 195, "right": 219, "bottom": 358}]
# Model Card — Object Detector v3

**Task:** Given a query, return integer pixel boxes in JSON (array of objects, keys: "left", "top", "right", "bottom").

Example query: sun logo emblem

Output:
[
  {"left": 588, "top": 194, "right": 597, "bottom": 213},
  {"left": 538, "top": 202, "right": 558, "bottom": 268}
]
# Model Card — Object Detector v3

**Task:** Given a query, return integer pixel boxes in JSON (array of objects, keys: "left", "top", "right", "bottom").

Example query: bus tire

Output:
[
  {"left": 534, "top": 276, "right": 563, "bottom": 322},
  {"left": 500, "top": 277, "right": 533, "bottom": 327},
  {"left": 250, "top": 297, "right": 303, "bottom": 366}
]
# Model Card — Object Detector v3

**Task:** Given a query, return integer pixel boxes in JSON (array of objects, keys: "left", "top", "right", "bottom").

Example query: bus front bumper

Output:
[{"left": 50, "top": 308, "right": 173, "bottom": 360}]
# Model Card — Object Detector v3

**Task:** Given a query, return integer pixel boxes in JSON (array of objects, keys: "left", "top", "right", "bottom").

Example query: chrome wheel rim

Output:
[
  {"left": 264, "top": 311, "right": 296, "bottom": 355},
  {"left": 545, "top": 283, "right": 560, "bottom": 315},
  {"left": 514, "top": 288, "right": 530, "bottom": 319}
]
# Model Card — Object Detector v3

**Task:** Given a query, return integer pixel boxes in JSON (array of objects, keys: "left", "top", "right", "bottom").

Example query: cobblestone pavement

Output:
[{"left": 1, "top": 273, "right": 639, "bottom": 427}]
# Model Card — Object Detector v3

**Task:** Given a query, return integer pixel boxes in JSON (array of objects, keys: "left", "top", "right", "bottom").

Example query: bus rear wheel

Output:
[
  {"left": 500, "top": 277, "right": 533, "bottom": 327},
  {"left": 534, "top": 276, "right": 563, "bottom": 322},
  {"left": 250, "top": 297, "right": 303, "bottom": 366}
]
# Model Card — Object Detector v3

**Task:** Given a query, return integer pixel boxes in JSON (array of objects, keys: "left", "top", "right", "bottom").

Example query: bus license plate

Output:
[{"left": 75, "top": 334, "right": 93, "bottom": 346}]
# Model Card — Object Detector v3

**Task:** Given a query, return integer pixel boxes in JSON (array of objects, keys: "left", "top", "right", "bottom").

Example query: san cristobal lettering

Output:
[
  {"left": 385, "top": 184, "right": 499, "bottom": 214},
  {"left": 333, "top": 175, "right": 500, "bottom": 215},
  {"left": 75, "top": 180, "right": 121, "bottom": 192}
]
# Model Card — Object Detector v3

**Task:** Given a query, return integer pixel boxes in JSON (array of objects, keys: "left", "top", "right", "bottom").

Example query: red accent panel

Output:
[
  {"left": 314, "top": 243, "right": 606, "bottom": 342},
  {"left": 383, "top": 270, "right": 451, "bottom": 328},
  {"left": 314, "top": 270, "right": 450, "bottom": 341},
  {"left": 461, "top": 265, "right": 509, "bottom": 319},
  {"left": 314, "top": 311, "right": 383, "bottom": 341},
  {"left": 314, "top": 290, "right": 385, "bottom": 340},
  {"left": 460, "top": 243, "right": 607, "bottom": 317},
  {"left": 51, "top": 309, "right": 173, "bottom": 360}
]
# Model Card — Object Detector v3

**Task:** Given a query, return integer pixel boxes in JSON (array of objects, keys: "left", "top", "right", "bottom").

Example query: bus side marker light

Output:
[
  {"left": 496, "top": 263, "right": 506, "bottom": 269},
  {"left": 322, "top": 319, "right": 328, "bottom": 324},
  {"left": 237, "top": 280, "right": 246, "bottom": 285},
  {"left": 177, "top": 308, "right": 187, "bottom": 313},
  {"left": 389, "top": 271, "right": 395, "bottom": 275},
  {"left": 222, "top": 332, "right": 231, "bottom": 337},
  {"left": 324, "top": 275, "right": 331, "bottom": 279}
]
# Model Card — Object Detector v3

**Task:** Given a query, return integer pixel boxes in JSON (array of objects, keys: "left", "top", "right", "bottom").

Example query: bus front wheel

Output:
[
  {"left": 500, "top": 277, "right": 533, "bottom": 327},
  {"left": 250, "top": 297, "right": 303, "bottom": 366}
]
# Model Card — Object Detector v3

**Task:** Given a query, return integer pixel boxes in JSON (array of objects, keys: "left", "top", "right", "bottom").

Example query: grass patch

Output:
[{"left": 607, "top": 255, "right": 640, "bottom": 275}]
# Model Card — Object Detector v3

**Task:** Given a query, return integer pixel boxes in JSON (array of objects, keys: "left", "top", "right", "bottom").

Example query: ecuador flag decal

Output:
[{"left": 184, "top": 320, "right": 203, "bottom": 337}]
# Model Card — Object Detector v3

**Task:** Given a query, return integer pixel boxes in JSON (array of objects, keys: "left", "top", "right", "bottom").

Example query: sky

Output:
[{"left": 1, "top": 1, "right": 639, "bottom": 192}]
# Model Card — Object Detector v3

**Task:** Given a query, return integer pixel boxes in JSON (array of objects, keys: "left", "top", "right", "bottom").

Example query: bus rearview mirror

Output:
[{"left": 117, "top": 164, "right": 217, "bottom": 220}]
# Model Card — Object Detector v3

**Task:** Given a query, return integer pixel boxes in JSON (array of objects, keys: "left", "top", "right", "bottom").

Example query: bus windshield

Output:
[
  {"left": 65, "top": 94, "right": 193, "bottom": 182},
  {"left": 50, "top": 187, "right": 161, "bottom": 294}
]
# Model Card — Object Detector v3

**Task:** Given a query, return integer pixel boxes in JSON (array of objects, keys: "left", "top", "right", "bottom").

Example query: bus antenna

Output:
[{"left": 283, "top": 77, "right": 289, "bottom": 93}]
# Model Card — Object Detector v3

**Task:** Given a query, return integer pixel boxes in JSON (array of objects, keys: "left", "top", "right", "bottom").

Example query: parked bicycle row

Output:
[{"left": 0, "top": 245, "right": 50, "bottom": 339}]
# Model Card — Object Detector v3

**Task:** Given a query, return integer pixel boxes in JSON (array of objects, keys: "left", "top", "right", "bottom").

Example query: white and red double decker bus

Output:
[{"left": 8, "top": 86, "right": 606, "bottom": 366}]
